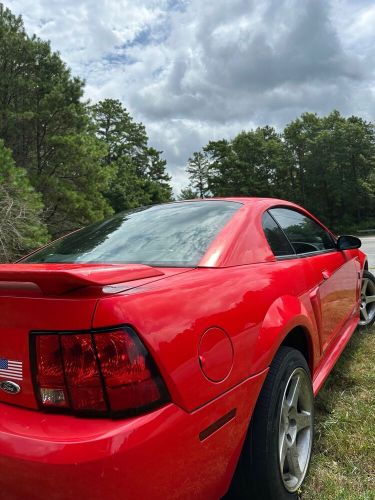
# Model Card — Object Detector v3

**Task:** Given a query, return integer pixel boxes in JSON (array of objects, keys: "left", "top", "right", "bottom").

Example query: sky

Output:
[{"left": 5, "top": 0, "right": 375, "bottom": 192}]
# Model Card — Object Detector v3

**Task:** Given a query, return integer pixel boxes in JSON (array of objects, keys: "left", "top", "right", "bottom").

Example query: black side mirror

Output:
[{"left": 336, "top": 235, "right": 362, "bottom": 250}]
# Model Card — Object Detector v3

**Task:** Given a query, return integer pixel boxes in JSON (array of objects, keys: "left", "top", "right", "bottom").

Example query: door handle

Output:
[{"left": 322, "top": 269, "right": 331, "bottom": 280}]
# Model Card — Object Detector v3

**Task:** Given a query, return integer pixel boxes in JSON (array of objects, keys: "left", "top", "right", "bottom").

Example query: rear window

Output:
[{"left": 23, "top": 201, "right": 241, "bottom": 267}]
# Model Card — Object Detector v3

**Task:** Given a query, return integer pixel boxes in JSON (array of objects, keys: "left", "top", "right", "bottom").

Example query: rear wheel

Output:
[
  {"left": 359, "top": 270, "right": 375, "bottom": 327},
  {"left": 229, "top": 347, "right": 314, "bottom": 499}
]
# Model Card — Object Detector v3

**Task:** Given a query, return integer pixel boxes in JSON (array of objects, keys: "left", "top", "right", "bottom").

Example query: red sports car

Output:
[{"left": 0, "top": 198, "right": 373, "bottom": 499}]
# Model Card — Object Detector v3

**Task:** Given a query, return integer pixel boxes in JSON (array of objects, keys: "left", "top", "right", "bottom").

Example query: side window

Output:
[
  {"left": 262, "top": 212, "right": 295, "bottom": 257},
  {"left": 269, "top": 208, "right": 336, "bottom": 255}
]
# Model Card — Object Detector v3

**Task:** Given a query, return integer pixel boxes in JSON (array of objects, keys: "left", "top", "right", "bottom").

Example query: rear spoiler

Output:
[{"left": 0, "top": 263, "right": 164, "bottom": 295}]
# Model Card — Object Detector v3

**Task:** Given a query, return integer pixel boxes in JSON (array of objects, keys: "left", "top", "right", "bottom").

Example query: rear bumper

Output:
[{"left": 0, "top": 370, "right": 267, "bottom": 500}]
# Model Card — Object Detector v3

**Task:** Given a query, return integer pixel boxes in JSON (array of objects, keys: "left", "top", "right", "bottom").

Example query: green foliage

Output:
[
  {"left": 0, "top": 5, "right": 173, "bottom": 260},
  {"left": 178, "top": 187, "right": 198, "bottom": 200},
  {"left": 186, "top": 112, "right": 375, "bottom": 232},
  {"left": 0, "top": 140, "right": 48, "bottom": 261},
  {"left": 206, "top": 127, "right": 291, "bottom": 199},
  {"left": 186, "top": 152, "right": 210, "bottom": 198},
  {"left": 39, "top": 133, "right": 113, "bottom": 235},
  {"left": 90, "top": 99, "right": 173, "bottom": 212},
  {"left": 283, "top": 111, "right": 375, "bottom": 229},
  {"left": 0, "top": 4, "right": 114, "bottom": 237}
]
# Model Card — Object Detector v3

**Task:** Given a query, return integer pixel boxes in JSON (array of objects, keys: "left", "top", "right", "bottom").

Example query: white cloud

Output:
[{"left": 5, "top": 0, "right": 375, "bottom": 194}]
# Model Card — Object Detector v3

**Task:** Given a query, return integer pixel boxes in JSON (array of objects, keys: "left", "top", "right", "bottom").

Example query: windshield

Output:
[{"left": 23, "top": 201, "right": 241, "bottom": 267}]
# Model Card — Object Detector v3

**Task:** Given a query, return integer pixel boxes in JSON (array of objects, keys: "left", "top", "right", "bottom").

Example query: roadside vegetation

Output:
[{"left": 302, "top": 326, "right": 375, "bottom": 500}]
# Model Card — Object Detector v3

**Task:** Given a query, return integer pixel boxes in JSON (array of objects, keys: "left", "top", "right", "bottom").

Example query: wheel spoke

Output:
[
  {"left": 286, "top": 374, "right": 301, "bottom": 410},
  {"left": 362, "top": 278, "right": 369, "bottom": 294},
  {"left": 295, "top": 411, "right": 311, "bottom": 432},
  {"left": 279, "top": 432, "right": 288, "bottom": 468},
  {"left": 286, "top": 442, "right": 301, "bottom": 479},
  {"left": 361, "top": 307, "right": 369, "bottom": 322},
  {"left": 281, "top": 399, "right": 289, "bottom": 421},
  {"left": 365, "top": 295, "right": 375, "bottom": 305}
]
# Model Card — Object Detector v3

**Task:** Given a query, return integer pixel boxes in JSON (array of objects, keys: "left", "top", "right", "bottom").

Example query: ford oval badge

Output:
[{"left": 0, "top": 380, "right": 21, "bottom": 394}]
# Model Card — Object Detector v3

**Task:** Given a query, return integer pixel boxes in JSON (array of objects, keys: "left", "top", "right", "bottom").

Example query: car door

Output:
[{"left": 268, "top": 207, "right": 359, "bottom": 352}]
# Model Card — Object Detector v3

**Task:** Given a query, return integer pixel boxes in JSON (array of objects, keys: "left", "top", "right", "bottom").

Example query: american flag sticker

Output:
[{"left": 0, "top": 358, "right": 23, "bottom": 381}]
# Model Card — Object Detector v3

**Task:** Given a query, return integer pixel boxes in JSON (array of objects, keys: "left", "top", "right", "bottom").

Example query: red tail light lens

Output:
[
  {"left": 36, "top": 335, "right": 68, "bottom": 407},
  {"left": 60, "top": 334, "right": 106, "bottom": 411},
  {"left": 94, "top": 330, "right": 165, "bottom": 412},
  {"left": 33, "top": 327, "right": 169, "bottom": 416}
]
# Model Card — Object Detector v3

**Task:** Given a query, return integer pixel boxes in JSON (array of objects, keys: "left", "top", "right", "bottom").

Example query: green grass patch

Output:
[{"left": 301, "top": 326, "right": 375, "bottom": 500}]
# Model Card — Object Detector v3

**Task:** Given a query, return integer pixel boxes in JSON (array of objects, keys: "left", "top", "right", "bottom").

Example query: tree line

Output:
[
  {"left": 0, "top": 5, "right": 172, "bottom": 261},
  {"left": 182, "top": 112, "right": 375, "bottom": 232},
  {"left": 1, "top": 4, "right": 375, "bottom": 263}
]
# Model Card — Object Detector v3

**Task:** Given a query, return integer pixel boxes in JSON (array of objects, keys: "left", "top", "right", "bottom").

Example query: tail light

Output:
[{"left": 32, "top": 327, "right": 169, "bottom": 417}]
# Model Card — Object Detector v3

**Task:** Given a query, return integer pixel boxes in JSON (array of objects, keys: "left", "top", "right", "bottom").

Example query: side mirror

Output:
[{"left": 336, "top": 235, "right": 361, "bottom": 250}]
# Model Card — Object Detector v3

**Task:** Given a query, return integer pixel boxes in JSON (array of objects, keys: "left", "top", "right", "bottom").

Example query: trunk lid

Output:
[{"left": 0, "top": 263, "right": 186, "bottom": 409}]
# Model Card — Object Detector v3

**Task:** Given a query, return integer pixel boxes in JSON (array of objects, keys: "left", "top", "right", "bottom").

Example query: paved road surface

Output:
[{"left": 358, "top": 235, "right": 375, "bottom": 269}]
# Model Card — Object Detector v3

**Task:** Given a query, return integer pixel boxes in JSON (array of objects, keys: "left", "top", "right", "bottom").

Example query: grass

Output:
[{"left": 301, "top": 326, "right": 375, "bottom": 500}]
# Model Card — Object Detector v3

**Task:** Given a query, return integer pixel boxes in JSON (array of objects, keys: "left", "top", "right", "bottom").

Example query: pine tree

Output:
[
  {"left": 90, "top": 99, "right": 173, "bottom": 211},
  {"left": 0, "top": 5, "right": 113, "bottom": 237},
  {"left": 186, "top": 151, "right": 210, "bottom": 198}
]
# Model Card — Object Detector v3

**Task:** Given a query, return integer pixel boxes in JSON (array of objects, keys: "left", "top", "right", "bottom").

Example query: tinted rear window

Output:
[{"left": 23, "top": 201, "right": 241, "bottom": 267}]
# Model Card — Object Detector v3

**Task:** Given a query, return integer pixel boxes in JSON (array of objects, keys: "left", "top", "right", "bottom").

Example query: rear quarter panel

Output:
[{"left": 93, "top": 258, "right": 320, "bottom": 412}]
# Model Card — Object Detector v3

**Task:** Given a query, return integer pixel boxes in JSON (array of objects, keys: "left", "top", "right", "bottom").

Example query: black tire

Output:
[
  {"left": 228, "top": 347, "right": 314, "bottom": 500},
  {"left": 359, "top": 270, "right": 375, "bottom": 328}
]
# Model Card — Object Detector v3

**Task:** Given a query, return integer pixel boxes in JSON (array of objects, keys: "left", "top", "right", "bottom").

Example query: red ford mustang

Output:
[{"left": 0, "top": 198, "right": 373, "bottom": 499}]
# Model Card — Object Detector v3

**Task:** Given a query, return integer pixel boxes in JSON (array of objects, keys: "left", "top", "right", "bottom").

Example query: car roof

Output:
[
  {"left": 193, "top": 197, "right": 334, "bottom": 267},
  {"left": 175, "top": 197, "right": 300, "bottom": 209}
]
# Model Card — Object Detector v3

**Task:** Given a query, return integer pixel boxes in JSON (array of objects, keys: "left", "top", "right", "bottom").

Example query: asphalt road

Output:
[{"left": 358, "top": 235, "right": 375, "bottom": 269}]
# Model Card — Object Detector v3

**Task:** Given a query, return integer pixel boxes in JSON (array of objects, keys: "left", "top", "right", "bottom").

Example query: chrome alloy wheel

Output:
[
  {"left": 359, "top": 276, "right": 375, "bottom": 326},
  {"left": 278, "top": 367, "right": 313, "bottom": 493}
]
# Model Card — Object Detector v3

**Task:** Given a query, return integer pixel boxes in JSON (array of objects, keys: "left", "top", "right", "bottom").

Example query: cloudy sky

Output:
[{"left": 5, "top": 0, "right": 375, "bottom": 192}]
